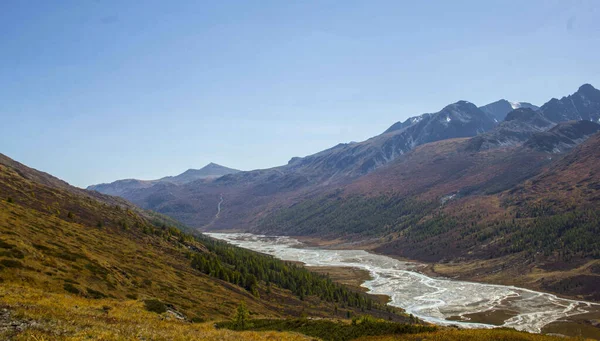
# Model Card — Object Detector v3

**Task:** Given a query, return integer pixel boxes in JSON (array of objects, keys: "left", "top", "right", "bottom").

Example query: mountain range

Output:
[
  {"left": 88, "top": 84, "right": 600, "bottom": 301},
  {"left": 87, "top": 162, "right": 239, "bottom": 196}
]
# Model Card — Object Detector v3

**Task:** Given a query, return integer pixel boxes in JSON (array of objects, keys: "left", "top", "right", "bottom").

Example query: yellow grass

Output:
[{"left": 0, "top": 284, "right": 310, "bottom": 341}]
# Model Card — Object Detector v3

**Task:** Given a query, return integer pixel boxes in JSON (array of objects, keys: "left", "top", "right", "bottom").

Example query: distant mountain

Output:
[
  {"left": 89, "top": 100, "right": 499, "bottom": 229},
  {"left": 92, "top": 84, "right": 600, "bottom": 237},
  {"left": 87, "top": 163, "right": 239, "bottom": 196},
  {"left": 287, "top": 100, "right": 496, "bottom": 178},
  {"left": 466, "top": 85, "right": 600, "bottom": 152},
  {"left": 158, "top": 163, "right": 240, "bottom": 185},
  {"left": 540, "top": 83, "right": 600, "bottom": 123},
  {"left": 524, "top": 120, "right": 600, "bottom": 153},
  {"left": 384, "top": 100, "right": 496, "bottom": 134},
  {"left": 479, "top": 99, "right": 539, "bottom": 122},
  {"left": 86, "top": 178, "right": 155, "bottom": 197}
]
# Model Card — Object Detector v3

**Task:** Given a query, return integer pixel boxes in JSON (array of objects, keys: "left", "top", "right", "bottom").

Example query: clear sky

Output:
[{"left": 1, "top": 0, "right": 599, "bottom": 188}]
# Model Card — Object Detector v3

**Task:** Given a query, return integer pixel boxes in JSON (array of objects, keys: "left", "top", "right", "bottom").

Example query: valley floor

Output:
[
  {"left": 298, "top": 235, "right": 600, "bottom": 301},
  {"left": 295, "top": 236, "right": 600, "bottom": 340}
]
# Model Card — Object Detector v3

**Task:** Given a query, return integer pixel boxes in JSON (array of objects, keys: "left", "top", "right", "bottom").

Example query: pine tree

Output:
[{"left": 234, "top": 301, "right": 251, "bottom": 329}]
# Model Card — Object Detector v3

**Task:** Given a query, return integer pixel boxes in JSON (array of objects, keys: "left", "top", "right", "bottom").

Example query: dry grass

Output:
[
  {"left": 0, "top": 198, "right": 271, "bottom": 321},
  {"left": 0, "top": 284, "right": 310, "bottom": 341}
]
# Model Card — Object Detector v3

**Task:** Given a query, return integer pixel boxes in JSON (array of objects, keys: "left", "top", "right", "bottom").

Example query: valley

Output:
[
  {"left": 206, "top": 232, "right": 600, "bottom": 338},
  {"left": 2, "top": 152, "right": 569, "bottom": 340},
  {"left": 85, "top": 84, "right": 600, "bottom": 337},
  {"left": 5, "top": 3, "right": 600, "bottom": 339}
]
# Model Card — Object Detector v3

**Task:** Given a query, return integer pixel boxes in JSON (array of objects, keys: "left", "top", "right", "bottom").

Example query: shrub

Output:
[
  {"left": 144, "top": 299, "right": 167, "bottom": 314},
  {"left": 86, "top": 287, "right": 107, "bottom": 299},
  {"left": 63, "top": 283, "right": 81, "bottom": 295}
]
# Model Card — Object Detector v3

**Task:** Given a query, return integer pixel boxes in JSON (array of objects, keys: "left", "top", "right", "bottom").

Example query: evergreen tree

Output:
[{"left": 234, "top": 301, "right": 251, "bottom": 329}]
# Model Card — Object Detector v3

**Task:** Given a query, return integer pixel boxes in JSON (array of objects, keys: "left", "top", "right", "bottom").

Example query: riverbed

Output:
[{"left": 205, "top": 232, "right": 599, "bottom": 334}]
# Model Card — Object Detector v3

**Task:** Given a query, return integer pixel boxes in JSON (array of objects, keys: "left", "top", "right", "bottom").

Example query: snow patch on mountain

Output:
[{"left": 510, "top": 101, "right": 523, "bottom": 109}]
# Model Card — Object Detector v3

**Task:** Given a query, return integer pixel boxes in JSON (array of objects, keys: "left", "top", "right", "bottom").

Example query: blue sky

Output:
[{"left": 1, "top": 0, "right": 599, "bottom": 187}]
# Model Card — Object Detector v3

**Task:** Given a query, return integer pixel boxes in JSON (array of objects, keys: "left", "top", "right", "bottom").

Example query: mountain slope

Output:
[{"left": 511, "top": 131, "right": 600, "bottom": 214}]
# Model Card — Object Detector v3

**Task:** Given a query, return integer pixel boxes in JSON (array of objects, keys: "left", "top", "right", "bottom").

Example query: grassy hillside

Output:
[
  {"left": 0, "top": 154, "right": 419, "bottom": 339},
  {"left": 0, "top": 284, "right": 310, "bottom": 341}
]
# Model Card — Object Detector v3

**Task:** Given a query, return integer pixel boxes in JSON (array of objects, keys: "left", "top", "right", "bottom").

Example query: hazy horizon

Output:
[{"left": 2, "top": 1, "right": 599, "bottom": 187}]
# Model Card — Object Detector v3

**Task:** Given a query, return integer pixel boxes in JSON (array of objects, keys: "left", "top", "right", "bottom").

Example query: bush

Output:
[
  {"left": 86, "top": 287, "right": 107, "bottom": 299},
  {"left": 144, "top": 299, "right": 167, "bottom": 314},
  {"left": 63, "top": 283, "right": 81, "bottom": 295},
  {"left": 233, "top": 301, "right": 251, "bottom": 329}
]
